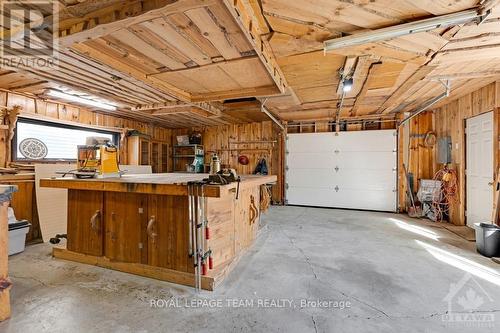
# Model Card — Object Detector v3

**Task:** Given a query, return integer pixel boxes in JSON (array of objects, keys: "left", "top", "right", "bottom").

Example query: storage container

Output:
[
  {"left": 474, "top": 223, "right": 500, "bottom": 258},
  {"left": 8, "top": 220, "right": 30, "bottom": 255}
]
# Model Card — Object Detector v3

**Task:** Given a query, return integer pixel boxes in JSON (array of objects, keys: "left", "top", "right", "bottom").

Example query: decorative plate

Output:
[{"left": 19, "top": 138, "right": 48, "bottom": 159}]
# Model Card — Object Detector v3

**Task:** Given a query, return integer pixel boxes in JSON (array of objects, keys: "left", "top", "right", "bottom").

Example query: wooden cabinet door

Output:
[
  {"left": 160, "top": 144, "right": 169, "bottom": 173},
  {"left": 67, "top": 190, "right": 104, "bottom": 256},
  {"left": 139, "top": 139, "right": 150, "bottom": 166},
  {"left": 147, "top": 195, "right": 192, "bottom": 273},
  {"left": 105, "top": 192, "right": 148, "bottom": 263},
  {"left": 151, "top": 142, "right": 159, "bottom": 173}
]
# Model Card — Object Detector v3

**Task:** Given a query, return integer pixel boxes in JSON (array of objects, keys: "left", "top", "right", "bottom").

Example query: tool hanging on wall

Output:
[
  {"left": 187, "top": 181, "right": 213, "bottom": 291},
  {"left": 254, "top": 158, "right": 268, "bottom": 175}
]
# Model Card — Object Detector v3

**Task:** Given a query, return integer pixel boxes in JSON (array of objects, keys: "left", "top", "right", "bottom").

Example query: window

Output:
[{"left": 14, "top": 118, "right": 119, "bottom": 161}]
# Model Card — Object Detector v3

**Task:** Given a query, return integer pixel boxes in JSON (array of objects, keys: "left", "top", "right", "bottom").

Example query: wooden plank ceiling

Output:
[{"left": 1, "top": 0, "right": 500, "bottom": 127}]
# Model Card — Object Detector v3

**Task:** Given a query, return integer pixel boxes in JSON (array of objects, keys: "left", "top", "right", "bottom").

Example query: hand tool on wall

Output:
[{"left": 187, "top": 181, "right": 214, "bottom": 291}]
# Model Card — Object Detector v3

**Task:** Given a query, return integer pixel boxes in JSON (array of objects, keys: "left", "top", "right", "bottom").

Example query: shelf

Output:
[
  {"left": 174, "top": 144, "right": 203, "bottom": 148},
  {"left": 174, "top": 154, "right": 204, "bottom": 158}
]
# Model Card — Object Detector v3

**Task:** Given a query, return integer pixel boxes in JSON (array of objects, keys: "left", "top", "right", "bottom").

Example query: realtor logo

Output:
[
  {"left": 0, "top": 0, "right": 59, "bottom": 69},
  {"left": 442, "top": 273, "right": 495, "bottom": 328}
]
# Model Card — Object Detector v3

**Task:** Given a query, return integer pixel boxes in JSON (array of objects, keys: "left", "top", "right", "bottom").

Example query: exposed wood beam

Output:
[
  {"left": 350, "top": 62, "right": 382, "bottom": 117},
  {"left": 155, "top": 55, "right": 259, "bottom": 74},
  {"left": 190, "top": 85, "right": 281, "bottom": 102},
  {"left": 71, "top": 42, "right": 192, "bottom": 101},
  {"left": 379, "top": 66, "right": 436, "bottom": 114},
  {"left": 133, "top": 101, "right": 193, "bottom": 111},
  {"left": 151, "top": 108, "right": 192, "bottom": 115},
  {"left": 59, "top": 0, "right": 217, "bottom": 47},
  {"left": 132, "top": 100, "right": 222, "bottom": 116},
  {"left": 223, "top": 0, "right": 287, "bottom": 94}
]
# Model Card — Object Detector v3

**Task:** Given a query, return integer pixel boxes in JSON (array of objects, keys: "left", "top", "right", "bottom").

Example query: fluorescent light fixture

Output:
[
  {"left": 342, "top": 78, "right": 353, "bottom": 92},
  {"left": 324, "top": 8, "right": 483, "bottom": 52},
  {"left": 47, "top": 90, "right": 117, "bottom": 111}
]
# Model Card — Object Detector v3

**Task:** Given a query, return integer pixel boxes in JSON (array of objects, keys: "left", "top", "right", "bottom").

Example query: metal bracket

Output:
[{"left": 261, "top": 98, "right": 285, "bottom": 131}]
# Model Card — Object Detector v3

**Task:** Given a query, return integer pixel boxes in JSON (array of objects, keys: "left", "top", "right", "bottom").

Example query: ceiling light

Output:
[
  {"left": 324, "top": 8, "right": 485, "bottom": 52},
  {"left": 342, "top": 78, "right": 353, "bottom": 92},
  {"left": 47, "top": 90, "right": 117, "bottom": 111}
]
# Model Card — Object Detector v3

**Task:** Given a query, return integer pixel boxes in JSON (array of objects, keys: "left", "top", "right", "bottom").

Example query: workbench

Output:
[{"left": 40, "top": 173, "right": 276, "bottom": 290}]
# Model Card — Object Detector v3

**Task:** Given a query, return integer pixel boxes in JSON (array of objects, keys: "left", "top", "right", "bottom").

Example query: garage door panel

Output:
[
  {"left": 286, "top": 130, "right": 397, "bottom": 212},
  {"left": 335, "top": 151, "right": 397, "bottom": 169},
  {"left": 334, "top": 130, "right": 396, "bottom": 151},
  {"left": 286, "top": 169, "right": 335, "bottom": 188},
  {"left": 287, "top": 133, "right": 334, "bottom": 152},
  {"left": 288, "top": 152, "right": 396, "bottom": 170},
  {"left": 286, "top": 152, "right": 336, "bottom": 168},
  {"left": 287, "top": 168, "right": 396, "bottom": 190},
  {"left": 286, "top": 187, "right": 396, "bottom": 211},
  {"left": 334, "top": 169, "right": 396, "bottom": 190},
  {"left": 332, "top": 189, "right": 396, "bottom": 211},
  {"left": 286, "top": 186, "right": 335, "bottom": 207}
]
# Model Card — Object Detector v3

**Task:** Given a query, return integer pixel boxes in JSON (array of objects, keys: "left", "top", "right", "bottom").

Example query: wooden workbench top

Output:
[{"left": 40, "top": 173, "right": 277, "bottom": 197}]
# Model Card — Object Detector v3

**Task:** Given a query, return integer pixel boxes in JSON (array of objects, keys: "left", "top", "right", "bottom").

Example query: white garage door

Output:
[{"left": 285, "top": 130, "right": 398, "bottom": 212}]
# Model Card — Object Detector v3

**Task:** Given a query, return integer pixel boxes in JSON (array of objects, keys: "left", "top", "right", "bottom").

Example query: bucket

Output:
[{"left": 474, "top": 223, "right": 500, "bottom": 258}]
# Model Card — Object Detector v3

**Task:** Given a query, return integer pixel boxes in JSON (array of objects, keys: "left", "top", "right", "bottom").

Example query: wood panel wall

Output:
[
  {"left": 399, "top": 111, "right": 436, "bottom": 210},
  {"left": 0, "top": 90, "right": 173, "bottom": 164},
  {"left": 401, "top": 82, "right": 499, "bottom": 225},
  {"left": 432, "top": 82, "right": 499, "bottom": 225},
  {"left": 0, "top": 90, "right": 174, "bottom": 243},
  {"left": 172, "top": 121, "right": 285, "bottom": 203}
]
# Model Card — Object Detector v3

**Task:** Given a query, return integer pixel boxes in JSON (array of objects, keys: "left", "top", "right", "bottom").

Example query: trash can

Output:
[
  {"left": 474, "top": 223, "right": 500, "bottom": 258},
  {"left": 8, "top": 220, "right": 30, "bottom": 256}
]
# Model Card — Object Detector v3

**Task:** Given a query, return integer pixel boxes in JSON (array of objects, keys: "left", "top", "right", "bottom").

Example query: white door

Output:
[
  {"left": 466, "top": 112, "right": 494, "bottom": 227},
  {"left": 286, "top": 130, "right": 397, "bottom": 212}
]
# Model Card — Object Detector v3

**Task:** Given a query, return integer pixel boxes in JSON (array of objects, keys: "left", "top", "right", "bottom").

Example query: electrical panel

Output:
[{"left": 437, "top": 136, "right": 452, "bottom": 164}]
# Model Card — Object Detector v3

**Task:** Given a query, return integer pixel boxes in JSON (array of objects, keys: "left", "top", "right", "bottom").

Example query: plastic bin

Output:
[
  {"left": 474, "top": 223, "right": 500, "bottom": 258},
  {"left": 8, "top": 220, "right": 30, "bottom": 256}
]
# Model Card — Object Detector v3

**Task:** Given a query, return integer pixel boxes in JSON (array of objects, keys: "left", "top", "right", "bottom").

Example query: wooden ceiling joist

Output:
[
  {"left": 4, "top": 0, "right": 500, "bottom": 126},
  {"left": 132, "top": 100, "right": 222, "bottom": 116},
  {"left": 379, "top": 66, "right": 437, "bottom": 114},
  {"left": 71, "top": 42, "right": 192, "bottom": 101},
  {"left": 223, "top": 0, "right": 288, "bottom": 93},
  {"left": 59, "top": 0, "right": 217, "bottom": 47},
  {"left": 190, "top": 85, "right": 281, "bottom": 102}
]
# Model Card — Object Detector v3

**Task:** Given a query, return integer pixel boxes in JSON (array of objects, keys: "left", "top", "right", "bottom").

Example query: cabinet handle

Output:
[
  {"left": 90, "top": 210, "right": 101, "bottom": 233},
  {"left": 147, "top": 216, "right": 157, "bottom": 242},
  {"left": 249, "top": 196, "right": 258, "bottom": 225}
]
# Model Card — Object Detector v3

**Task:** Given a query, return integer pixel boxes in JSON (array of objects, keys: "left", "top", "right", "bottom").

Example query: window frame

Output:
[{"left": 13, "top": 117, "right": 121, "bottom": 162}]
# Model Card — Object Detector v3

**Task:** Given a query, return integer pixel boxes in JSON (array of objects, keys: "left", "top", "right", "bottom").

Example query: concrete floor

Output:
[{"left": 1, "top": 206, "right": 500, "bottom": 333}]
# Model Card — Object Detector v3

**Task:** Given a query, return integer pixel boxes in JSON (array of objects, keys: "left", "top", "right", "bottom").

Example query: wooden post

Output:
[{"left": 0, "top": 185, "right": 17, "bottom": 321}]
